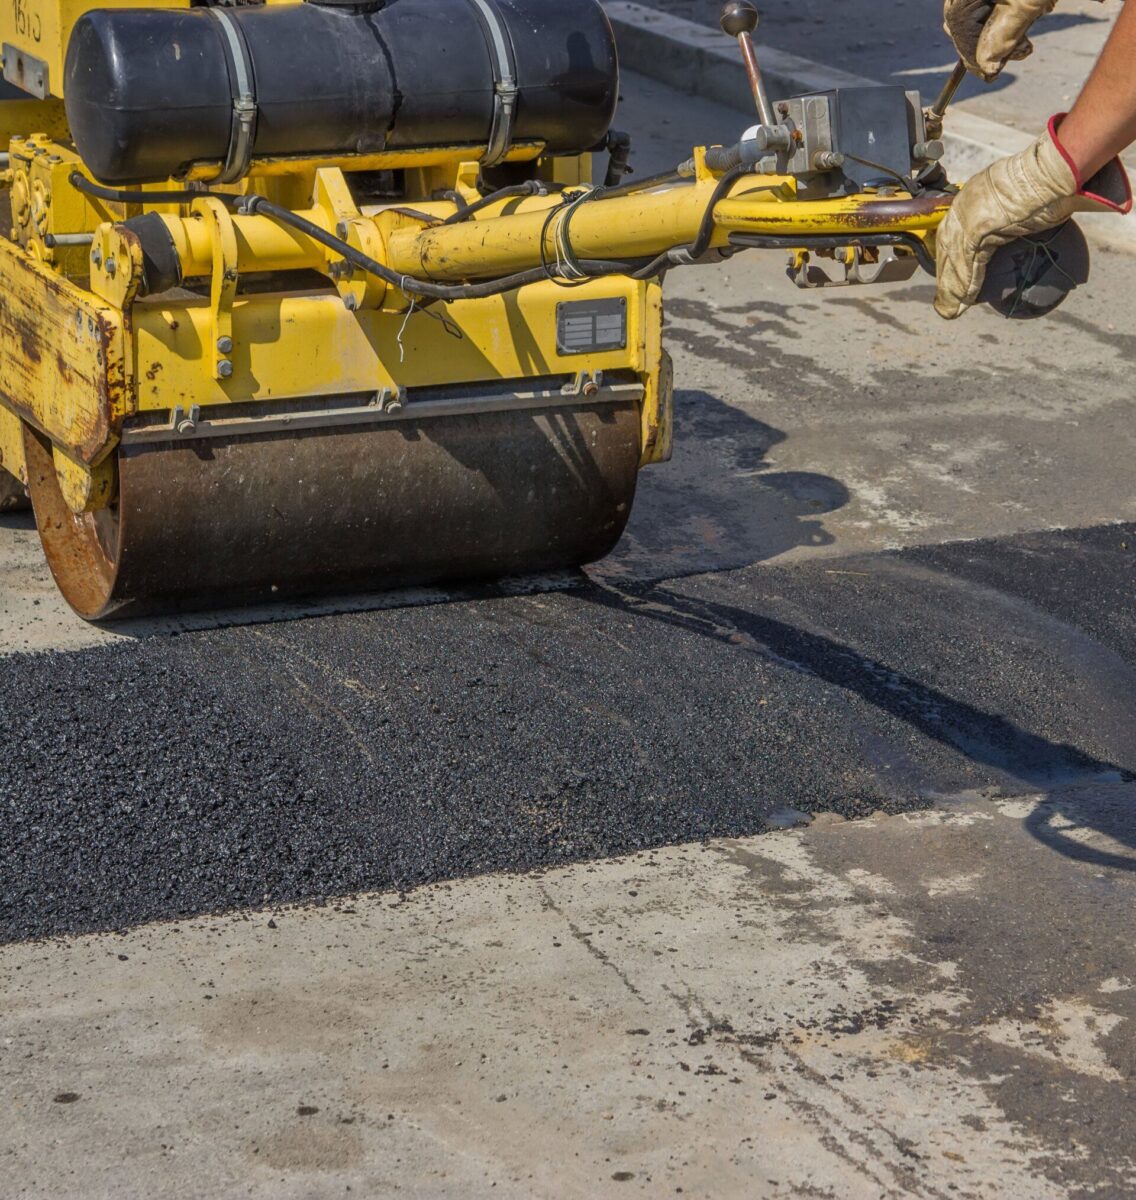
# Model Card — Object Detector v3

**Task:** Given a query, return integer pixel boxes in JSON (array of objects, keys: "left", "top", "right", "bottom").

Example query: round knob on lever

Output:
[{"left": 720, "top": 0, "right": 758, "bottom": 37}]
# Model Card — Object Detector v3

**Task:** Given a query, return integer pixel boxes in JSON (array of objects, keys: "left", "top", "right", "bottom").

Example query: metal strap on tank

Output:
[
  {"left": 463, "top": 0, "right": 518, "bottom": 168},
  {"left": 206, "top": 7, "right": 258, "bottom": 183}
]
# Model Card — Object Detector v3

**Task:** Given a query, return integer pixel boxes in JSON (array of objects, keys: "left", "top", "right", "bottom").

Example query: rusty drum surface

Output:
[{"left": 25, "top": 398, "right": 641, "bottom": 620}]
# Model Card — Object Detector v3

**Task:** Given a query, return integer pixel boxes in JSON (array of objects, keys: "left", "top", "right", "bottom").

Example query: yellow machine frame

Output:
[
  {"left": 0, "top": 0, "right": 951, "bottom": 618},
  {"left": 0, "top": 124, "right": 946, "bottom": 515}
]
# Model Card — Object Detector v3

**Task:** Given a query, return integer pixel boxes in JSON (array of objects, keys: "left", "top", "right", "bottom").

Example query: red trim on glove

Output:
[{"left": 1048, "top": 113, "right": 1134, "bottom": 214}]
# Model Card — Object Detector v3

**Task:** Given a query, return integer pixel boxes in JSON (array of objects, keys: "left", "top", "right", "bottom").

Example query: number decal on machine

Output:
[{"left": 11, "top": 0, "right": 41, "bottom": 42}]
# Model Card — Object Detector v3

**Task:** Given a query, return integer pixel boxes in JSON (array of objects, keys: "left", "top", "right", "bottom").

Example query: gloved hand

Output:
[
  {"left": 934, "top": 116, "right": 1131, "bottom": 319},
  {"left": 944, "top": 0, "right": 1102, "bottom": 81}
]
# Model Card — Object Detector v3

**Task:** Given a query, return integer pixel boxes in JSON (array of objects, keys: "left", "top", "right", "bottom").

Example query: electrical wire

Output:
[
  {"left": 68, "top": 175, "right": 210, "bottom": 206},
  {"left": 841, "top": 153, "right": 922, "bottom": 196},
  {"left": 629, "top": 163, "right": 751, "bottom": 280},
  {"left": 441, "top": 179, "right": 562, "bottom": 225}
]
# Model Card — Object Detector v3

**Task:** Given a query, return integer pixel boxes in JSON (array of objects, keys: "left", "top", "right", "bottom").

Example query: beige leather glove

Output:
[
  {"left": 944, "top": 0, "right": 1102, "bottom": 81},
  {"left": 935, "top": 117, "right": 1131, "bottom": 319}
]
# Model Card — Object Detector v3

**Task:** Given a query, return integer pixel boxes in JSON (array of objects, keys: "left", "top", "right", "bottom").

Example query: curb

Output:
[{"left": 605, "top": 1, "right": 1136, "bottom": 254}]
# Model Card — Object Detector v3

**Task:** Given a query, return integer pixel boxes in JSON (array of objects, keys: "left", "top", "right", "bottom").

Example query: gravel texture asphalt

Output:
[{"left": 4, "top": 519, "right": 1133, "bottom": 943}]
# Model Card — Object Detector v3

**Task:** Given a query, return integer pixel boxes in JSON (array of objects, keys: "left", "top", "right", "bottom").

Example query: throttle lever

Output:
[
  {"left": 925, "top": 59, "right": 968, "bottom": 139},
  {"left": 719, "top": 1, "right": 777, "bottom": 128}
]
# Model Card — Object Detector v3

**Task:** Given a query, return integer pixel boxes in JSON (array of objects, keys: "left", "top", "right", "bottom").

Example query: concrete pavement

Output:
[
  {"left": 5, "top": 790, "right": 1134, "bottom": 1198},
  {"left": 632, "top": 0, "right": 1117, "bottom": 144}
]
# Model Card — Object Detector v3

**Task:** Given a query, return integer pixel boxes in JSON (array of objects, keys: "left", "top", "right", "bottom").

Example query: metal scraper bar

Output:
[{"left": 122, "top": 378, "right": 644, "bottom": 445}]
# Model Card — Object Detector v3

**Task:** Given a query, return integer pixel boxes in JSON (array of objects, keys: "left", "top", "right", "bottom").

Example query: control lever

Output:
[
  {"left": 713, "top": 1, "right": 795, "bottom": 168},
  {"left": 719, "top": 0, "right": 776, "bottom": 127},
  {"left": 925, "top": 59, "right": 967, "bottom": 138},
  {"left": 921, "top": 55, "right": 1089, "bottom": 318}
]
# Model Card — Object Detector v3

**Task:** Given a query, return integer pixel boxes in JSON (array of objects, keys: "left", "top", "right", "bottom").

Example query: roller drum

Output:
[{"left": 25, "top": 400, "right": 641, "bottom": 620}]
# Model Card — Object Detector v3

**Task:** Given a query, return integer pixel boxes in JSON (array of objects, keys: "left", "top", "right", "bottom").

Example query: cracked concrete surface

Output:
[{"left": 4, "top": 790, "right": 1133, "bottom": 1198}]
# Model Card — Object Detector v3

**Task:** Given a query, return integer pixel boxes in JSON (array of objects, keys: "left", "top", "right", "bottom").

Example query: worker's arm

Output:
[
  {"left": 935, "top": 3, "right": 1135, "bottom": 319},
  {"left": 1058, "top": 2, "right": 1136, "bottom": 177}
]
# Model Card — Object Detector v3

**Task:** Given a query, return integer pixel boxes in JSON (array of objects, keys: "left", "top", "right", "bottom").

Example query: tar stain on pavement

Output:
[{"left": 2, "top": 523, "right": 1135, "bottom": 942}]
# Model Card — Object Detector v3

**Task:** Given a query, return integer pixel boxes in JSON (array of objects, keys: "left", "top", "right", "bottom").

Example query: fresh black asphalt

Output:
[{"left": 3, "top": 522, "right": 1134, "bottom": 942}]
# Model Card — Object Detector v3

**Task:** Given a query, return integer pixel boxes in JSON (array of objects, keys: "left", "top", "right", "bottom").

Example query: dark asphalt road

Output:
[{"left": 3, "top": 521, "right": 1134, "bottom": 943}]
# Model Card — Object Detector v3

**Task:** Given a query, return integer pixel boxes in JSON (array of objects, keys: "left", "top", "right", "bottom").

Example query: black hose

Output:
[
  {"left": 69, "top": 173, "right": 213, "bottom": 206},
  {"left": 243, "top": 195, "right": 655, "bottom": 300},
  {"left": 687, "top": 163, "right": 750, "bottom": 260},
  {"left": 441, "top": 180, "right": 558, "bottom": 225}
]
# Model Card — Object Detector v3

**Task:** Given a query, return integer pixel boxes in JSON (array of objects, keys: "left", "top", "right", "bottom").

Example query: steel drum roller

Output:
[{"left": 25, "top": 399, "right": 641, "bottom": 620}]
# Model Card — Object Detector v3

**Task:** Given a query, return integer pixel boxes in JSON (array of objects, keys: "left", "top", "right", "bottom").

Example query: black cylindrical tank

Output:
[{"left": 64, "top": 0, "right": 619, "bottom": 183}]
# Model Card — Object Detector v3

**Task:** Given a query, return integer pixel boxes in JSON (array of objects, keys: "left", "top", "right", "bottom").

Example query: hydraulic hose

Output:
[{"left": 441, "top": 180, "right": 561, "bottom": 225}]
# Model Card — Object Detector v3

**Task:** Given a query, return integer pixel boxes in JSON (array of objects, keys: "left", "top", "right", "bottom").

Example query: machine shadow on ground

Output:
[
  {"left": 582, "top": 578, "right": 1134, "bottom": 794},
  {"left": 597, "top": 387, "right": 851, "bottom": 582},
  {"left": 1024, "top": 789, "right": 1136, "bottom": 873}
]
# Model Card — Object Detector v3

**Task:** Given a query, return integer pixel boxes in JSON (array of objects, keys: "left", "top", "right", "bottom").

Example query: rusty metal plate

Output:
[{"left": 0, "top": 239, "right": 127, "bottom": 464}]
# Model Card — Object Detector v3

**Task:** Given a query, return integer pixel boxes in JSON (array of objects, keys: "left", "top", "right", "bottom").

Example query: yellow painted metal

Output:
[
  {"left": 51, "top": 441, "right": 113, "bottom": 511},
  {"left": 638, "top": 281, "right": 671, "bottom": 468},
  {"left": 192, "top": 197, "right": 240, "bottom": 381},
  {"left": 152, "top": 174, "right": 947, "bottom": 298},
  {"left": 0, "top": 0, "right": 963, "bottom": 604},
  {"left": 8, "top": 136, "right": 119, "bottom": 274},
  {"left": 386, "top": 178, "right": 949, "bottom": 282},
  {"left": 711, "top": 193, "right": 949, "bottom": 234},
  {"left": 544, "top": 152, "right": 592, "bottom": 188},
  {"left": 132, "top": 275, "right": 652, "bottom": 411},
  {"left": 0, "top": 15, "right": 952, "bottom": 537},
  {"left": 163, "top": 205, "right": 325, "bottom": 279},
  {"left": 0, "top": 97, "right": 67, "bottom": 143},
  {"left": 0, "top": 143, "right": 948, "bottom": 506},
  {"left": 89, "top": 220, "right": 143, "bottom": 315},
  {"left": 0, "top": 401, "right": 26, "bottom": 486},
  {"left": 0, "top": 235, "right": 127, "bottom": 464}
]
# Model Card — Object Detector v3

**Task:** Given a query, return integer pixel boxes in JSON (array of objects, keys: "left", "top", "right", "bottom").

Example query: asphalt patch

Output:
[{"left": 3, "top": 523, "right": 1135, "bottom": 942}]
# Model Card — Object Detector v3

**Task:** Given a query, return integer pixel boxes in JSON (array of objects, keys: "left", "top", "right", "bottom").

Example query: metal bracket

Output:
[
  {"left": 206, "top": 8, "right": 258, "bottom": 183},
  {"left": 463, "top": 0, "right": 518, "bottom": 167},
  {"left": 171, "top": 404, "right": 202, "bottom": 435},
  {"left": 784, "top": 244, "right": 920, "bottom": 289},
  {"left": 313, "top": 167, "right": 387, "bottom": 310},
  {"left": 2, "top": 45, "right": 48, "bottom": 99},
  {"left": 192, "top": 197, "right": 239, "bottom": 381},
  {"left": 123, "top": 379, "right": 642, "bottom": 445},
  {"left": 729, "top": 232, "right": 937, "bottom": 279},
  {"left": 562, "top": 370, "right": 604, "bottom": 398}
]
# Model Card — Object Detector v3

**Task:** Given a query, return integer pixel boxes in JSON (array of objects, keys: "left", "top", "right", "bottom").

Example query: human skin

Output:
[{"left": 1055, "top": 1, "right": 1136, "bottom": 178}]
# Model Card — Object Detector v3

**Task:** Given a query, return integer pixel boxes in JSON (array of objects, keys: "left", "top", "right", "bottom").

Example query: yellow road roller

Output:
[{"left": 0, "top": 0, "right": 955, "bottom": 619}]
